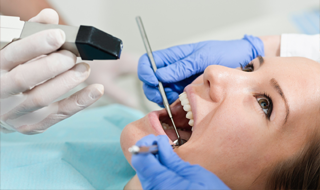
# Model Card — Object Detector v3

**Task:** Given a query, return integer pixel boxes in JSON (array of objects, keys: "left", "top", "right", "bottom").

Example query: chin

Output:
[{"left": 120, "top": 91, "right": 196, "bottom": 165}]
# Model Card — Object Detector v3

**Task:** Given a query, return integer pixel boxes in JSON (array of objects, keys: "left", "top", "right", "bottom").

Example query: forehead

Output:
[
  {"left": 261, "top": 57, "right": 320, "bottom": 127},
  {"left": 262, "top": 57, "right": 320, "bottom": 94}
]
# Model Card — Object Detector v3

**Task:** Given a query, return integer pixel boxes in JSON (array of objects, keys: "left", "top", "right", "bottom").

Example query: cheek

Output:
[
  {"left": 213, "top": 96, "right": 262, "bottom": 145},
  {"left": 214, "top": 118, "right": 257, "bottom": 152},
  {"left": 178, "top": 108, "right": 263, "bottom": 170},
  {"left": 198, "top": 103, "right": 262, "bottom": 158},
  {"left": 214, "top": 112, "right": 255, "bottom": 143}
]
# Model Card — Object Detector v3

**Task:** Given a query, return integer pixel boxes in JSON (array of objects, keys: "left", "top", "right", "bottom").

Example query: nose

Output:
[{"left": 203, "top": 65, "right": 249, "bottom": 102}]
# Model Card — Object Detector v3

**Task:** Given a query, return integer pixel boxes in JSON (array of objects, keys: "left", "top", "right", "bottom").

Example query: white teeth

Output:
[
  {"left": 186, "top": 111, "right": 193, "bottom": 119},
  {"left": 181, "top": 99, "right": 189, "bottom": 106},
  {"left": 179, "top": 92, "right": 187, "bottom": 99},
  {"left": 183, "top": 105, "right": 191, "bottom": 112},
  {"left": 179, "top": 92, "right": 195, "bottom": 129},
  {"left": 188, "top": 119, "right": 194, "bottom": 127}
]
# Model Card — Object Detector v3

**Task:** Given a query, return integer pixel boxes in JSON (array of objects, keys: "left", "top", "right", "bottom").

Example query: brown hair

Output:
[{"left": 266, "top": 135, "right": 320, "bottom": 190}]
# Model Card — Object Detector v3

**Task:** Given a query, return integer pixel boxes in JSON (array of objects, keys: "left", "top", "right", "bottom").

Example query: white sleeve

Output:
[{"left": 280, "top": 34, "right": 320, "bottom": 63}]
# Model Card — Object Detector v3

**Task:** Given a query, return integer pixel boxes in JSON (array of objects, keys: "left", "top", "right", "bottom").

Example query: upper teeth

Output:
[
  {"left": 179, "top": 92, "right": 194, "bottom": 129},
  {"left": 161, "top": 92, "right": 195, "bottom": 132}
]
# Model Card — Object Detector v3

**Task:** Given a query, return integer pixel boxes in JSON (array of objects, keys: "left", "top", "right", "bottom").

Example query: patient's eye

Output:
[
  {"left": 255, "top": 94, "right": 273, "bottom": 119},
  {"left": 240, "top": 62, "right": 254, "bottom": 72}
]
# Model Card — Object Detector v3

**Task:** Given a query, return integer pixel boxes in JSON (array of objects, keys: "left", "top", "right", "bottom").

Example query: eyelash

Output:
[
  {"left": 240, "top": 62, "right": 273, "bottom": 120},
  {"left": 255, "top": 93, "right": 273, "bottom": 120}
]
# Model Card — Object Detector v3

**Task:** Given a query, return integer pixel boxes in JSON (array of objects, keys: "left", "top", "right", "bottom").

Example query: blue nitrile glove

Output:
[
  {"left": 138, "top": 35, "right": 264, "bottom": 106},
  {"left": 131, "top": 135, "right": 230, "bottom": 190}
]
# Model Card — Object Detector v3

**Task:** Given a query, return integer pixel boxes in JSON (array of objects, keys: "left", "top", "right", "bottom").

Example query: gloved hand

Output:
[
  {"left": 138, "top": 35, "right": 264, "bottom": 106},
  {"left": 0, "top": 9, "right": 104, "bottom": 134},
  {"left": 131, "top": 135, "right": 230, "bottom": 190}
]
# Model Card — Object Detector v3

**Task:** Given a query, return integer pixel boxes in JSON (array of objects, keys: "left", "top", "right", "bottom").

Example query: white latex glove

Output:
[
  {"left": 0, "top": 9, "right": 104, "bottom": 134},
  {"left": 86, "top": 53, "right": 139, "bottom": 108}
]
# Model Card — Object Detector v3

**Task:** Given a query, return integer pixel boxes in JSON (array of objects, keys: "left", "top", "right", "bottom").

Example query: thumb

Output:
[
  {"left": 156, "top": 54, "right": 199, "bottom": 83},
  {"left": 157, "top": 136, "right": 192, "bottom": 173},
  {"left": 143, "top": 84, "right": 179, "bottom": 106},
  {"left": 28, "top": 8, "right": 59, "bottom": 24}
]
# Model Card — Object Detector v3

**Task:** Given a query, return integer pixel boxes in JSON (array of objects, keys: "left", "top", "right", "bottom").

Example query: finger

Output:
[
  {"left": 132, "top": 153, "right": 170, "bottom": 179},
  {"left": 28, "top": 8, "right": 59, "bottom": 24},
  {"left": 143, "top": 84, "right": 179, "bottom": 106},
  {"left": 86, "top": 69, "right": 139, "bottom": 107},
  {"left": 138, "top": 44, "right": 194, "bottom": 87},
  {"left": 2, "top": 63, "right": 90, "bottom": 121},
  {"left": 165, "top": 88, "right": 179, "bottom": 105},
  {"left": 155, "top": 44, "right": 194, "bottom": 67},
  {"left": 155, "top": 54, "right": 200, "bottom": 83},
  {"left": 135, "top": 134, "right": 157, "bottom": 147},
  {"left": 132, "top": 136, "right": 192, "bottom": 189},
  {"left": 1, "top": 50, "right": 76, "bottom": 98},
  {"left": 133, "top": 154, "right": 188, "bottom": 190},
  {"left": 143, "top": 84, "right": 163, "bottom": 105},
  {"left": 0, "top": 29, "right": 66, "bottom": 71},
  {"left": 137, "top": 54, "right": 159, "bottom": 87},
  {"left": 157, "top": 135, "right": 192, "bottom": 172},
  {"left": 132, "top": 152, "right": 177, "bottom": 181},
  {"left": 16, "top": 84, "right": 104, "bottom": 135},
  {"left": 169, "top": 74, "right": 200, "bottom": 93},
  {"left": 132, "top": 135, "right": 159, "bottom": 175}
]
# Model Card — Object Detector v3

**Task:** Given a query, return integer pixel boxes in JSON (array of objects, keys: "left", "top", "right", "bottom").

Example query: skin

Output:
[{"left": 121, "top": 57, "right": 320, "bottom": 190}]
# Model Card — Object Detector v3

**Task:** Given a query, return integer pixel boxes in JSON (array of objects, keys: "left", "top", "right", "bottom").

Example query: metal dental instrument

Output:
[
  {"left": 129, "top": 144, "right": 176, "bottom": 155},
  {"left": 1, "top": 15, "right": 122, "bottom": 60},
  {"left": 136, "top": 16, "right": 187, "bottom": 146}
]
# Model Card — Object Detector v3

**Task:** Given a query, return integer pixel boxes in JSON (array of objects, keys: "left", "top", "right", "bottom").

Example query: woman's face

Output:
[{"left": 121, "top": 57, "right": 320, "bottom": 189}]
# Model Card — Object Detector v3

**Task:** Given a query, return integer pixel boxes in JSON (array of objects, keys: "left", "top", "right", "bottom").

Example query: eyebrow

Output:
[{"left": 270, "top": 78, "right": 290, "bottom": 124}]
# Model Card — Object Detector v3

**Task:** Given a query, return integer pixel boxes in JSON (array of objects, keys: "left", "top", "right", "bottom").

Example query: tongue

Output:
[{"left": 165, "top": 129, "right": 192, "bottom": 141}]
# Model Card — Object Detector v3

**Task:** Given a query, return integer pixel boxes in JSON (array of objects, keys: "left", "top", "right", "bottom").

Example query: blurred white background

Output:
[
  {"left": 49, "top": 0, "right": 318, "bottom": 53},
  {"left": 47, "top": 0, "right": 319, "bottom": 112},
  {"left": 36, "top": 0, "right": 320, "bottom": 112}
]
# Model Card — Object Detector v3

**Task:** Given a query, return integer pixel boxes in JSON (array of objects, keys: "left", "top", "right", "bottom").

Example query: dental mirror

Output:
[{"left": 173, "top": 138, "right": 187, "bottom": 146}]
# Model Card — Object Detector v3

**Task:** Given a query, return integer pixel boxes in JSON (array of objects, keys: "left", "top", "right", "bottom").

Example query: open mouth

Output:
[{"left": 156, "top": 92, "right": 194, "bottom": 143}]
